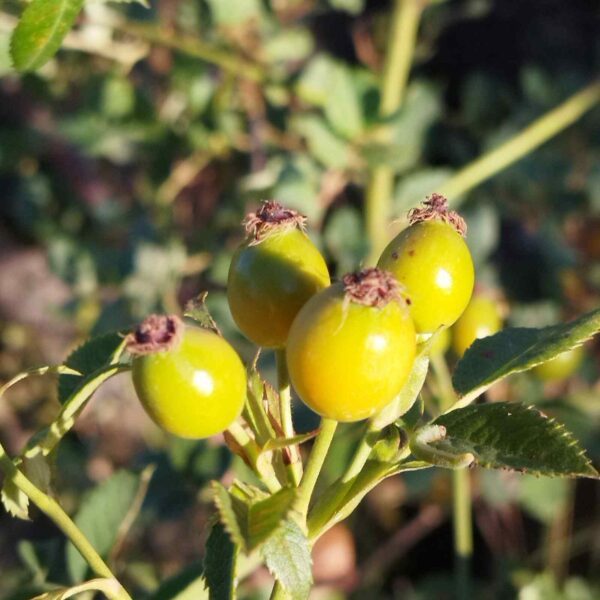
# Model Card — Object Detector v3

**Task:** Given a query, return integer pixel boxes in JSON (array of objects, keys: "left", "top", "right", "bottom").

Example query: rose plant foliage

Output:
[
  {"left": 0, "top": 198, "right": 598, "bottom": 600},
  {"left": 2, "top": 0, "right": 600, "bottom": 598}
]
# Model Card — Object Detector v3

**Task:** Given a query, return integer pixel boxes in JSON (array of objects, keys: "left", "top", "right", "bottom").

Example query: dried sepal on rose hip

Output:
[
  {"left": 126, "top": 314, "right": 246, "bottom": 439},
  {"left": 286, "top": 268, "right": 416, "bottom": 422},
  {"left": 227, "top": 200, "right": 330, "bottom": 349},
  {"left": 378, "top": 193, "right": 475, "bottom": 334}
]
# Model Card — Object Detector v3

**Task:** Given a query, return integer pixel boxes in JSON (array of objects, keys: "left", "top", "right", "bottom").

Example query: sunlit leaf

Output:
[{"left": 10, "top": 0, "right": 84, "bottom": 72}]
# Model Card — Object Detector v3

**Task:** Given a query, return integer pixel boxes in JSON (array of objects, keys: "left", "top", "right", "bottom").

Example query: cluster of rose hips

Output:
[{"left": 126, "top": 193, "right": 498, "bottom": 439}]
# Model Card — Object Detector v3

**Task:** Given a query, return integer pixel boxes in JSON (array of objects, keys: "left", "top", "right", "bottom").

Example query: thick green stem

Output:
[
  {"left": 452, "top": 468, "right": 473, "bottom": 600},
  {"left": 295, "top": 418, "right": 338, "bottom": 518},
  {"left": 430, "top": 355, "right": 473, "bottom": 600},
  {"left": 439, "top": 80, "right": 600, "bottom": 206},
  {"left": 0, "top": 444, "right": 131, "bottom": 600},
  {"left": 275, "top": 350, "right": 302, "bottom": 486},
  {"left": 365, "top": 0, "right": 424, "bottom": 264}
]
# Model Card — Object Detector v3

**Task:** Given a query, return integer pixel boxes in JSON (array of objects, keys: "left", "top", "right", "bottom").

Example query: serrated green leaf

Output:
[
  {"left": 1, "top": 478, "right": 29, "bottom": 520},
  {"left": 262, "top": 519, "right": 312, "bottom": 600},
  {"left": 58, "top": 332, "right": 125, "bottom": 404},
  {"left": 212, "top": 483, "right": 297, "bottom": 553},
  {"left": 1, "top": 453, "right": 52, "bottom": 521},
  {"left": 211, "top": 482, "right": 248, "bottom": 551},
  {"left": 372, "top": 334, "right": 436, "bottom": 429},
  {"left": 243, "top": 368, "right": 277, "bottom": 446},
  {"left": 184, "top": 293, "right": 221, "bottom": 334},
  {"left": 203, "top": 522, "right": 237, "bottom": 600},
  {"left": 66, "top": 470, "right": 141, "bottom": 582},
  {"left": 10, "top": 0, "right": 84, "bottom": 72},
  {"left": 247, "top": 488, "right": 296, "bottom": 550},
  {"left": 432, "top": 402, "right": 598, "bottom": 478},
  {"left": 453, "top": 309, "right": 600, "bottom": 407}
]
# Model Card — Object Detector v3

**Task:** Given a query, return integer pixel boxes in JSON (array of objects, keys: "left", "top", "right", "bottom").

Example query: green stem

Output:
[
  {"left": 342, "top": 422, "right": 377, "bottom": 483},
  {"left": 0, "top": 444, "right": 131, "bottom": 600},
  {"left": 439, "top": 80, "right": 600, "bottom": 206},
  {"left": 452, "top": 468, "right": 473, "bottom": 600},
  {"left": 111, "top": 20, "right": 265, "bottom": 82},
  {"left": 295, "top": 418, "right": 338, "bottom": 518},
  {"left": 275, "top": 350, "right": 302, "bottom": 486},
  {"left": 429, "top": 355, "right": 473, "bottom": 600},
  {"left": 302, "top": 422, "right": 374, "bottom": 540},
  {"left": 24, "top": 364, "right": 131, "bottom": 460},
  {"left": 226, "top": 421, "right": 281, "bottom": 493},
  {"left": 365, "top": 0, "right": 424, "bottom": 264},
  {"left": 546, "top": 480, "right": 575, "bottom": 585}
]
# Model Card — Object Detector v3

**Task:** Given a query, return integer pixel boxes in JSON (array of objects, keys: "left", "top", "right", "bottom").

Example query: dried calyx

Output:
[
  {"left": 243, "top": 200, "right": 307, "bottom": 244},
  {"left": 408, "top": 193, "right": 467, "bottom": 236},
  {"left": 343, "top": 268, "right": 409, "bottom": 309},
  {"left": 126, "top": 314, "right": 183, "bottom": 355}
]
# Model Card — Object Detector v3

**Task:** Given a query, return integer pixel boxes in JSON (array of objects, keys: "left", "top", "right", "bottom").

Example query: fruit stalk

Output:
[
  {"left": 295, "top": 418, "right": 338, "bottom": 518},
  {"left": 275, "top": 349, "right": 302, "bottom": 486},
  {"left": 342, "top": 421, "right": 378, "bottom": 482}
]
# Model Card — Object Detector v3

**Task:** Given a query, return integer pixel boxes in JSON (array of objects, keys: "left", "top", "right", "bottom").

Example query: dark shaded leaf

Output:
[
  {"left": 452, "top": 309, "right": 600, "bottom": 407},
  {"left": 433, "top": 402, "right": 598, "bottom": 478}
]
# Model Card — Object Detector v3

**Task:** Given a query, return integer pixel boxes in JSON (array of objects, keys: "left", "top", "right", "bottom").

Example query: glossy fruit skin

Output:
[
  {"left": 228, "top": 228, "right": 330, "bottom": 348},
  {"left": 286, "top": 283, "right": 416, "bottom": 422},
  {"left": 378, "top": 221, "right": 474, "bottom": 334},
  {"left": 131, "top": 327, "right": 246, "bottom": 439},
  {"left": 452, "top": 295, "right": 502, "bottom": 357},
  {"left": 533, "top": 346, "right": 584, "bottom": 382}
]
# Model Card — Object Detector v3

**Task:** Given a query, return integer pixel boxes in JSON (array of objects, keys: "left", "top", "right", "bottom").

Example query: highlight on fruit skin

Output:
[
  {"left": 378, "top": 194, "right": 475, "bottom": 334},
  {"left": 451, "top": 294, "right": 503, "bottom": 357},
  {"left": 286, "top": 267, "right": 416, "bottom": 423},
  {"left": 127, "top": 314, "right": 246, "bottom": 439},
  {"left": 227, "top": 200, "right": 330, "bottom": 349}
]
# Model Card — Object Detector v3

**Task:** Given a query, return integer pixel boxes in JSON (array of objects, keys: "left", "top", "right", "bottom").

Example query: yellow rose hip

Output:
[
  {"left": 127, "top": 315, "right": 246, "bottom": 439},
  {"left": 378, "top": 194, "right": 475, "bottom": 334},
  {"left": 286, "top": 268, "right": 416, "bottom": 422},
  {"left": 227, "top": 201, "right": 330, "bottom": 348}
]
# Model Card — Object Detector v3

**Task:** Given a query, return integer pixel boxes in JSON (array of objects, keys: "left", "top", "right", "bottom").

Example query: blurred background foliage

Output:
[{"left": 0, "top": 0, "right": 599, "bottom": 598}]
